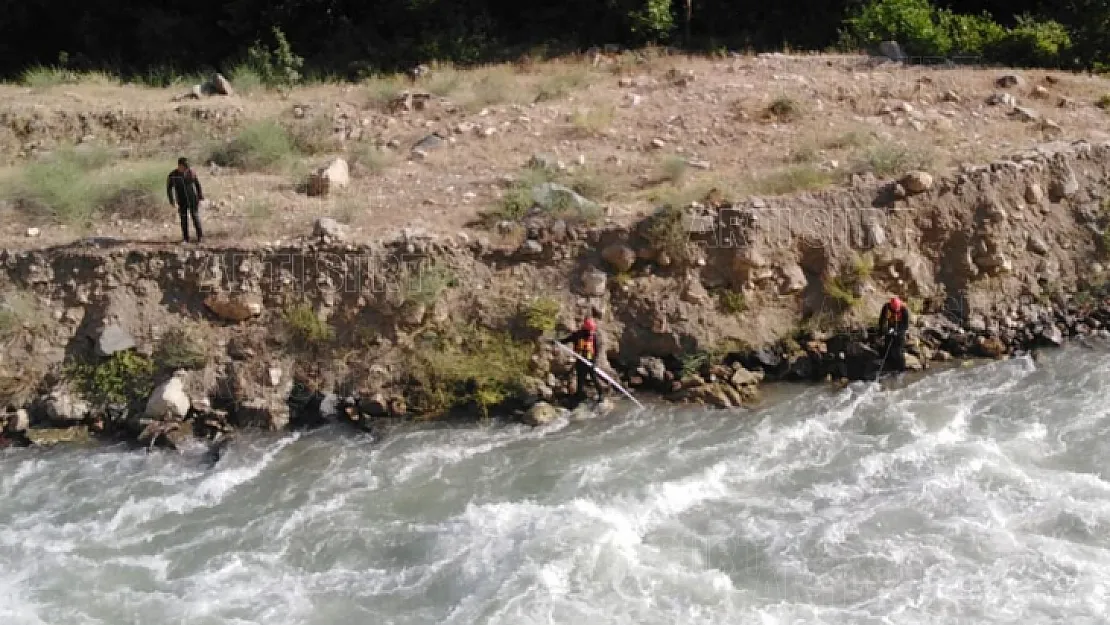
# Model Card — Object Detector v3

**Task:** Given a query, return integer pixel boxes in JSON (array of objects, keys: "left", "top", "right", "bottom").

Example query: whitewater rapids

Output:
[{"left": 3, "top": 348, "right": 1110, "bottom": 624}]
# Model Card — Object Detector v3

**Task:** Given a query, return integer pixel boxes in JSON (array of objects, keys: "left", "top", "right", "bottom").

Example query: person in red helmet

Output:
[
  {"left": 878, "top": 296, "right": 911, "bottom": 371},
  {"left": 559, "top": 315, "right": 607, "bottom": 403}
]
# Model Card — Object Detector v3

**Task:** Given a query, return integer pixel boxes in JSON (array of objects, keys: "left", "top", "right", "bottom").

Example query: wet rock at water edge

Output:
[{"left": 522, "top": 401, "right": 563, "bottom": 426}]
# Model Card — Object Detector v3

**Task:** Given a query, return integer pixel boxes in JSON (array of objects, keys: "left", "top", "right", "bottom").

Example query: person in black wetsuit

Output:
[
  {"left": 559, "top": 316, "right": 607, "bottom": 403},
  {"left": 167, "top": 157, "right": 204, "bottom": 243},
  {"left": 877, "top": 296, "right": 911, "bottom": 371}
]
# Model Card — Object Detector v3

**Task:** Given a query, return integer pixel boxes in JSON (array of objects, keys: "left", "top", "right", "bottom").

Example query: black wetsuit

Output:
[
  {"left": 878, "top": 303, "right": 911, "bottom": 371},
  {"left": 167, "top": 167, "right": 204, "bottom": 242},
  {"left": 560, "top": 327, "right": 606, "bottom": 401}
]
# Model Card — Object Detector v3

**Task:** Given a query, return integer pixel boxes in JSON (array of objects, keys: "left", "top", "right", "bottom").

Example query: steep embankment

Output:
[{"left": 2, "top": 138, "right": 1110, "bottom": 448}]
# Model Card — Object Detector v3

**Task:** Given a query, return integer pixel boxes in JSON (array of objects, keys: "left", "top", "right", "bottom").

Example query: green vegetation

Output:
[
  {"left": 153, "top": 327, "right": 208, "bottom": 372},
  {"left": 764, "top": 96, "right": 802, "bottom": 122},
  {"left": 749, "top": 165, "right": 833, "bottom": 196},
  {"left": 348, "top": 144, "right": 398, "bottom": 176},
  {"left": 534, "top": 67, "right": 592, "bottom": 101},
  {"left": 852, "top": 141, "right": 935, "bottom": 177},
  {"left": 840, "top": 0, "right": 1072, "bottom": 67},
  {"left": 823, "top": 254, "right": 873, "bottom": 310},
  {"left": 483, "top": 161, "right": 604, "bottom": 225},
  {"left": 290, "top": 114, "right": 344, "bottom": 155},
  {"left": 642, "top": 204, "right": 691, "bottom": 266},
  {"left": 209, "top": 120, "right": 296, "bottom": 170},
  {"left": 1098, "top": 94, "right": 1110, "bottom": 110},
  {"left": 660, "top": 155, "right": 688, "bottom": 186},
  {"left": 718, "top": 289, "right": 747, "bottom": 314},
  {"left": 242, "top": 27, "right": 304, "bottom": 89},
  {"left": 406, "top": 325, "right": 533, "bottom": 418},
  {"left": 401, "top": 262, "right": 456, "bottom": 307},
  {"left": 67, "top": 351, "right": 155, "bottom": 407},
  {"left": 522, "top": 297, "right": 561, "bottom": 333},
  {"left": 2, "top": 147, "right": 165, "bottom": 224},
  {"left": 568, "top": 107, "right": 614, "bottom": 137},
  {"left": 282, "top": 303, "right": 335, "bottom": 346}
]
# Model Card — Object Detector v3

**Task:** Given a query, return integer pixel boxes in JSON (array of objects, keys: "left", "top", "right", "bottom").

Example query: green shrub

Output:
[
  {"left": 1098, "top": 94, "right": 1110, "bottom": 110},
  {"left": 643, "top": 204, "right": 691, "bottom": 265},
  {"left": 523, "top": 297, "right": 561, "bottom": 333},
  {"left": 226, "top": 64, "right": 264, "bottom": 94},
  {"left": 154, "top": 327, "right": 208, "bottom": 372},
  {"left": 751, "top": 165, "right": 833, "bottom": 195},
  {"left": 852, "top": 142, "right": 934, "bottom": 177},
  {"left": 402, "top": 262, "right": 456, "bottom": 307},
  {"left": 3, "top": 148, "right": 164, "bottom": 224},
  {"left": 841, "top": 0, "right": 1071, "bottom": 66},
  {"left": 67, "top": 351, "right": 155, "bottom": 407},
  {"left": 534, "top": 68, "right": 591, "bottom": 102},
  {"left": 244, "top": 27, "right": 304, "bottom": 88},
  {"left": 660, "top": 155, "right": 688, "bottom": 186},
  {"left": 290, "top": 115, "right": 344, "bottom": 155},
  {"left": 718, "top": 290, "right": 747, "bottom": 314},
  {"left": 348, "top": 144, "right": 397, "bottom": 176},
  {"left": 209, "top": 121, "right": 295, "bottom": 170},
  {"left": 282, "top": 303, "right": 334, "bottom": 346},
  {"left": 986, "top": 16, "right": 1072, "bottom": 67},
  {"left": 406, "top": 325, "right": 532, "bottom": 417},
  {"left": 765, "top": 96, "right": 802, "bottom": 122}
]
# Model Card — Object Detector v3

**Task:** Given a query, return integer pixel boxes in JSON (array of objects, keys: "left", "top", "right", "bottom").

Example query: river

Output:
[{"left": 3, "top": 348, "right": 1110, "bottom": 624}]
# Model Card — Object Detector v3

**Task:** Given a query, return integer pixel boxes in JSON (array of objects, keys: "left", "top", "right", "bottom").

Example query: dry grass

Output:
[{"left": 4, "top": 53, "right": 1110, "bottom": 250}]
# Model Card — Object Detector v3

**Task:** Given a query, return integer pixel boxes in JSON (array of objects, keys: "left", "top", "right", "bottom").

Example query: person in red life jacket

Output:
[
  {"left": 877, "top": 296, "right": 911, "bottom": 371},
  {"left": 559, "top": 316, "right": 607, "bottom": 402},
  {"left": 167, "top": 156, "right": 204, "bottom": 243}
]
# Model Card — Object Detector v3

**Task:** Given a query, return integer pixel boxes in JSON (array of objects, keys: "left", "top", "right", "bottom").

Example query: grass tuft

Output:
[
  {"left": 209, "top": 121, "right": 295, "bottom": 170},
  {"left": 749, "top": 165, "right": 833, "bottom": 196},
  {"left": 764, "top": 96, "right": 802, "bottom": 122}
]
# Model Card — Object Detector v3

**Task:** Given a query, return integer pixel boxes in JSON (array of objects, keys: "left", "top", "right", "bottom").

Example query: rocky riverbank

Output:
[{"left": 3, "top": 137, "right": 1110, "bottom": 448}]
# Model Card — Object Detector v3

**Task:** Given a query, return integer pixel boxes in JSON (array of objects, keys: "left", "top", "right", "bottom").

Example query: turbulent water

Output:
[{"left": 4, "top": 349, "right": 1110, "bottom": 624}]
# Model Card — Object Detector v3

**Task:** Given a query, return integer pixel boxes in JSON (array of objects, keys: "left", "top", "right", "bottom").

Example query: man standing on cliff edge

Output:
[
  {"left": 877, "top": 296, "right": 910, "bottom": 372},
  {"left": 167, "top": 157, "right": 204, "bottom": 243}
]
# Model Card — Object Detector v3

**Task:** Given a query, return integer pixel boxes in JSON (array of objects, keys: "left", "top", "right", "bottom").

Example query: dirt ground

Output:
[{"left": 2, "top": 51, "right": 1110, "bottom": 251}]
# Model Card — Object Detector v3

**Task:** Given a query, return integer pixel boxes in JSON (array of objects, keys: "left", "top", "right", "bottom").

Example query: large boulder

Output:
[
  {"left": 204, "top": 293, "right": 263, "bottom": 322},
  {"left": 522, "top": 401, "right": 563, "bottom": 426},
  {"left": 313, "top": 217, "right": 350, "bottom": 243},
  {"left": 44, "top": 385, "right": 91, "bottom": 425},
  {"left": 96, "top": 324, "right": 135, "bottom": 357},
  {"left": 578, "top": 269, "right": 608, "bottom": 297},
  {"left": 145, "top": 374, "right": 191, "bottom": 420},
  {"left": 601, "top": 243, "right": 636, "bottom": 272}
]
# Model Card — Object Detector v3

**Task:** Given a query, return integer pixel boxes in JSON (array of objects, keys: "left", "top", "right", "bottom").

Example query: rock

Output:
[
  {"left": 1027, "top": 234, "right": 1049, "bottom": 255},
  {"left": 208, "top": 73, "right": 234, "bottom": 95},
  {"left": 306, "top": 172, "right": 330, "bottom": 197},
  {"left": 399, "top": 301, "right": 426, "bottom": 325},
  {"left": 976, "top": 336, "right": 1007, "bottom": 359},
  {"left": 1039, "top": 325, "right": 1064, "bottom": 346},
  {"left": 579, "top": 269, "right": 608, "bottom": 297},
  {"left": 1049, "top": 170, "right": 1080, "bottom": 201},
  {"left": 267, "top": 367, "right": 282, "bottom": 387},
  {"left": 522, "top": 401, "right": 562, "bottom": 426},
  {"left": 731, "top": 247, "right": 767, "bottom": 281},
  {"left": 601, "top": 244, "right": 636, "bottom": 272},
  {"left": 358, "top": 393, "right": 389, "bottom": 418},
  {"left": 26, "top": 426, "right": 90, "bottom": 446},
  {"left": 235, "top": 397, "right": 290, "bottom": 431},
  {"left": 204, "top": 293, "right": 263, "bottom": 322},
  {"left": 1031, "top": 85, "right": 1050, "bottom": 99},
  {"left": 681, "top": 276, "right": 710, "bottom": 303},
  {"left": 780, "top": 263, "right": 807, "bottom": 294},
  {"left": 730, "top": 367, "right": 763, "bottom": 388},
  {"left": 900, "top": 171, "right": 933, "bottom": 194},
  {"left": 640, "top": 357, "right": 667, "bottom": 383},
  {"left": 1010, "top": 106, "right": 1039, "bottom": 122},
  {"left": 903, "top": 353, "right": 923, "bottom": 371},
  {"left": 519, "top": 239, "right": 544, "bottom": 256},
  {"left": 25, "top": 227, "right": 40, "bottom": 238},
  {"left": 319, "top": 158, "right": 350, "bottom": 188},
  {"left": 986, "top": 93, "right": 1017, "bottom": 107},
  {"left": 879, "top": 41, "right": 906, "bottom": 62},
  {"left": 1024, "top": 183, "right": 1044, "bottom": 204},
  {"left": 96, "top": 324, "right": 135, "bottom": 357},
  {"left": 532, "top": 183, "right": 600, "bottom": 214},
  {"left": 412, "top": 134, "right": 443, "bottom": 153},
  {"left": 4, "top": 409, "right": 29, "bottom": 433},
  {"left": 996, "top": 74, "right": 1023, "bottom": 88},
  {"left": 145, "top": 374, "right": 191, "bottom": 420},
  {"left": 137, "top": 421, "right": 189, "bottom": 450},
  {"left": 45, "top": 386, "right": 91, "bottom": 424},
  {"left": 313, "top": 217, "right": 350, "bottom": 242}
]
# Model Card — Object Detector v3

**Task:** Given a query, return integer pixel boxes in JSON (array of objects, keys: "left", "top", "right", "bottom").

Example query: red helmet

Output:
[
  {"left": 582, "top": 318, "right": 597, "bottom": 332},
  {"left": 890, "top": 296, "right": 902, "bottom": 311}
]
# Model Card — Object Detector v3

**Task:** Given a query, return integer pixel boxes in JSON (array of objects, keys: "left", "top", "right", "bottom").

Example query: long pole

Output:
[
  {"left": 876, "top": 333, "right": 894, "bottom": 380},
  {"left": 548, "top": 339, "right": 645, "bottom": 409}
]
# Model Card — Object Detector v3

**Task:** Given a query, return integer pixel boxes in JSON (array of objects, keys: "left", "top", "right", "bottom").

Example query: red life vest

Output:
[{"left": 575, "top": 332, "right": 595, "bottom": 359}]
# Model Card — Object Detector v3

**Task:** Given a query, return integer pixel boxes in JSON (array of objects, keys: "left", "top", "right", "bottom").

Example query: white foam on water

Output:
[{"left": 3, "top": 349, "right": 1110, "bottom": 623}]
